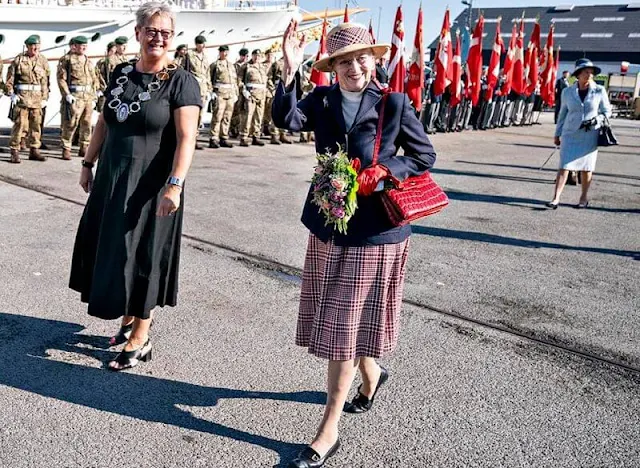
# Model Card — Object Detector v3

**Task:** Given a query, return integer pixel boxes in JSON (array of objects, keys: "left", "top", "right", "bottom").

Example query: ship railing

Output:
[{"left": 0, "top": 0, "right": 297, "bottom": 9}]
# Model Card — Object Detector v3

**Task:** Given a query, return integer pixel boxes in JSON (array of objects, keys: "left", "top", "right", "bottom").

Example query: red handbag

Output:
[{"left": 372, "top": 93, "right": 449, "bottom": 226}]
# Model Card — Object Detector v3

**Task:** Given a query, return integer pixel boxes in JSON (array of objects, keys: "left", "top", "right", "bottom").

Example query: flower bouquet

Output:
[{"left": 311, "top": 146, "right": 359, "bottom": 234}]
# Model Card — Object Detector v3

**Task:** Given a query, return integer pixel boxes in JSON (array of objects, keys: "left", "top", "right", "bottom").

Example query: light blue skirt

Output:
[{"left": 560, "top": 128, "right": 598, "bottom": 172}]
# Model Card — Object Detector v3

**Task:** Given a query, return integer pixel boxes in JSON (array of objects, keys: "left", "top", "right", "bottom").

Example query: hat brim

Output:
[
  {"left": 313, "top": 43, "right": 390, "bottom": 73},
  {"left": 572, "top": 65, "right": 601, "bottom": 77}
]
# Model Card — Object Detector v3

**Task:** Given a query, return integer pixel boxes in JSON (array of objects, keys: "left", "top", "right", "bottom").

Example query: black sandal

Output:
[
  {"left": 288, "top": 439, "right": 340, "bottom": 468},
  {"left": 108, "top": 339, "right": 152, "bottom": 371},
  {"left": 108, "top": 322, "right": 134, "bottom": 347},
  {"left": 344, "top": 366, "right": 389, "bottom": 414}
]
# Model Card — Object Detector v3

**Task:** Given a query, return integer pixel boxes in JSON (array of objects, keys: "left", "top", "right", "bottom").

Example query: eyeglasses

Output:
[
  {"left": 335, "top": 54, "right": 372, "bottom": 69},
  {"left": 143, "top": 27, "right": 174, "bottom": 40}
]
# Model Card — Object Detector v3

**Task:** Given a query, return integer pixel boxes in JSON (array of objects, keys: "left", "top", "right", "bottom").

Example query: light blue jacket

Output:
[{"left": 555, "top": 82, "right": 612, "bottom": 138}]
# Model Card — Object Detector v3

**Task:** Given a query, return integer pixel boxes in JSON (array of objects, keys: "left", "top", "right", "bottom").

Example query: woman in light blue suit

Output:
[{"left": 547, "top": 59, "right": 612, "bottom": 209}]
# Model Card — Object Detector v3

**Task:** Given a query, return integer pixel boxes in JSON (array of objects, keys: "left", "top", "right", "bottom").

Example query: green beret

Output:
[
  {"left": 107, "top": 41, "right": 116, "bottom": 50},
  {"left": 195, "top": 35, "right": 206, "bottom": 44},
  {"left": 114, "top": 36, "right": 128, "bottom": 45},
  {"left": 251, "top": 49, "right": 261, "bottom": 55},
  {"left": 218, "top": 45, "right": 229, "bottom": 52},
  {"left": 239, "top": 48, "right": 249, "bottom": 56},
  {"left": 24, "top": 35, "right": 40, "bottom": 45},
  {"left": 177, "top": 44, "right": 187, "bottom": 50},
  {"left": 74, "top": 35, "right": 88, "bottom": 45}
]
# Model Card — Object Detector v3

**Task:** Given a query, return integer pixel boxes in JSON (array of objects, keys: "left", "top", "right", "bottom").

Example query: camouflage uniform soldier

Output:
[
  {"left": 57, "top": 35, "right": 98, "bottom": 160},
  {"left": 262, "top": 49, "right": 276, "bottom": 136},
  {"left": 266, "top": 56, "right": 292, "bottom": 144},
  {"left": 229, "top": 47, "right": 249, "bottom": 138},
  {"left": 238, "top": 49, "right": 267, "bottom": 147},
  {"left": 208, "top": 45, "right": 237, "bottom": 149},
  {"left": 113, "top": 36, "right": 129, "bottom": 66},
  {"left": 5, "top": 35, "right": 50, "bottom": 163},
  {"left": 173, "top": 44, "right": 187, "bottom": 67},
  {"left": 95, "top": 41, "right": 116, "bottom": 112},
  {"left": 186, "top": 35, "right": 211, "bottom": 149}
]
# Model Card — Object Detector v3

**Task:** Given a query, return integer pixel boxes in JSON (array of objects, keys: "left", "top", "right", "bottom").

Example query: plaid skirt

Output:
[{"left": 296, "top": 233, "right": 410, "bottom": 361}]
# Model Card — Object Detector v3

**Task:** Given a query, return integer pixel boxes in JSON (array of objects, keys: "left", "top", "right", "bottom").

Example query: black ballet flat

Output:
[
  {"left": 344, "top": 366, "right": 389, "bottom": 414},
  {"left": 288, "top": 439, "right": 340, "bottom": 468},
  {"left": 545, "top": 202, "right": 559, "bottom": 210},
  {"left": 108, "top": 339, "right": 152, "bottom": 372},
  {"left": 108, "top": 322, "right": 134, "bottom": 346}
]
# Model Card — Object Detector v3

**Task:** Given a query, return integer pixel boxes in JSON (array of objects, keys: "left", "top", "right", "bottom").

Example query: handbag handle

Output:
[
  {"left": 372, "top": 94, "right": 388, "bottom": 166},
  {"left": 371, "top": 80, "right": 390, "bottom": 166}
]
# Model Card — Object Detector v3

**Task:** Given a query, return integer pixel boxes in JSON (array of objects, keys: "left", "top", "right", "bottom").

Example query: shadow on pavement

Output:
[
  {"left": 411, "top": 226, "right": 640, "bottom": 260},
  {"left": 455, "top": 160, "right": 640, "bottom": 182},
  {"left": 0, "top": 312, "right": 324, "bottom": 467},
  {"left": 445, "top": 189, "right": 640, "bottom": 214},
  {"left": 431, "top": 167, "right": 552, "bottom": 185}
]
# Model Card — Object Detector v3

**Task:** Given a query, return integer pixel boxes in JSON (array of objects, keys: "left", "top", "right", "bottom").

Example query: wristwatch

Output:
[
  {"left": 166, "top": 176, "right": 184, "bottom": 188},
  {"left": 81, "top": 160, "right": 94, "bottom": 169}
]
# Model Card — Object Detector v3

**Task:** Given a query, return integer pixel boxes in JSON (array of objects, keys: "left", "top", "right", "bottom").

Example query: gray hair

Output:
[{"left": 136, "top": 2, "right": 176, "bottom": 29}]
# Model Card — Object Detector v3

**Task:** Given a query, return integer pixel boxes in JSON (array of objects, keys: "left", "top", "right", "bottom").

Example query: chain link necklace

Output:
[{"left": 107, "top": 60, "right": 177, "bottom": 122}]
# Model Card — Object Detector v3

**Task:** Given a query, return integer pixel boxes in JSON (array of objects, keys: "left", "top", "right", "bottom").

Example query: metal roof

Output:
[{"left": 428, "top": 4, "right": 640, "bottom": 54}]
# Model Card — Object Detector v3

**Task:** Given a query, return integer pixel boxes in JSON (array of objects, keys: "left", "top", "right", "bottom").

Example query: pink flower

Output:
[
  {"left": 331, "top": 207, "right": 345, "bottom": 219},
  {"left": 331, "top": 178, "right": 346, "bottom": 191}
]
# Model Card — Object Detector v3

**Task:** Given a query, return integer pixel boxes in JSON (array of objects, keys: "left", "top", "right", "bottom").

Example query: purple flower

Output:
[{"left": 331, "top": 207, "right": 345, "bottom": 219}]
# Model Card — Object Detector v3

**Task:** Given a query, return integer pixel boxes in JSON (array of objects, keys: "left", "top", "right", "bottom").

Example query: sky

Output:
[{"left": 298, "top": 0, "right": 627, "bottom": 52}]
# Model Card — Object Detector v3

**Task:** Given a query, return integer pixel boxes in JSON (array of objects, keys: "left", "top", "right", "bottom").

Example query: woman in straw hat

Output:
[
  {"left": 548, "top": 58, "right": 611, "bottom": 209},
  {"left": 273, "top": 20, "right": 437, "bottom": 468}
]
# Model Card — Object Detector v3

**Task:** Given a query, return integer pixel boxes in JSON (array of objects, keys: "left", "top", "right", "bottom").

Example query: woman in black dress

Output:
[{"left": 69, "top": 1, "right": 201, "bottom": 371}]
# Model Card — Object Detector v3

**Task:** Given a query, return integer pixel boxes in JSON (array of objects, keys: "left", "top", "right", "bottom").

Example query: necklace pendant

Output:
[
  {"left": 139, "top": 91, "right": 151, "bottom": 102},
  {"left": 116, "top": 103, "right": 130, "bottom": 122},
  {"left": 111, "top": 86, "right": 124, "bottom": 96}
]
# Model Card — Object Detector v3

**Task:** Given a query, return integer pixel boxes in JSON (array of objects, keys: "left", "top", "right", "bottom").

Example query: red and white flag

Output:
[
  {"left": 310, "top": 11, "right": 330, "bottom": 87},
  {"left": 525, "top": 21, "right": 541, "bottom": 95},
  {"left": 406, "top": 4, "right": 424, "bottom": 110},
  {"left": 500, "top": 22, "right": 517, "bottom": 95},
  {"left": 387, "top": 5, "right": 406, "bottom": 93},
  {"left": 467, "top": 14, "right": 484, "bottom": 106},
  {"left": 487, "top": 17, "right": 504, "bottom": 94},
  {"left": 449, "top": 32, "right": 463, "bottom": 108},
  {"left": 511, "top": 15, "right": 526, "bottom": 95},
  {"left": 539, "top": 25, "right": 555, "bottom": 106},
  {"left": 432, "top": 8, "right": 453, "bottom": 96}
]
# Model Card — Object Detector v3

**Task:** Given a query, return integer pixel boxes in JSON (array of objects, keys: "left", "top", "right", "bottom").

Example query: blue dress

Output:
[{"left": 554, "top": 82, "right": 612, "bottom": 171}]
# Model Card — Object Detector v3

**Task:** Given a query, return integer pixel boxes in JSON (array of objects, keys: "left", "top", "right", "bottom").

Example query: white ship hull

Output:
[{"left": 0, "top": 1, "right": 321, "bottom": 128}]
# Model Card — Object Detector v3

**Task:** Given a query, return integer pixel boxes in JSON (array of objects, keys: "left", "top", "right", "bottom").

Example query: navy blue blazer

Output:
[{"left": 272, "top": 79, "right": 437, "bottom": 246}]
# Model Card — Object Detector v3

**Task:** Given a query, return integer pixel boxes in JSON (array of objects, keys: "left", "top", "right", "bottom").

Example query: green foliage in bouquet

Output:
[{"left": 311, "top": 146, "right": 359, "bottom": 234}]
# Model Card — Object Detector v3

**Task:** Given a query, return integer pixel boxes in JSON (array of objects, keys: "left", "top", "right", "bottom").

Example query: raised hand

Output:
[{"left": 282, "top": 19, "right": 308, "bottom": 86}]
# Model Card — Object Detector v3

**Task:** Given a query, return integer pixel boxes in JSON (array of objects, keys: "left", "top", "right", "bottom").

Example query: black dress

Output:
[{"left": 69, "top": 62, "right": 201, "bottom": 320}]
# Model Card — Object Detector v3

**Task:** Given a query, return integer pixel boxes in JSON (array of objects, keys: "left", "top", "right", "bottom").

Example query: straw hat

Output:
[{"left": 313, "top": 22, "right": 390, "bottom": 73}]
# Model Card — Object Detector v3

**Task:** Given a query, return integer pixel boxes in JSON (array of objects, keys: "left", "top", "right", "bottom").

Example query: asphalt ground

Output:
[{"left": 0, "top": 113, "right": 639, "bottom": 467}]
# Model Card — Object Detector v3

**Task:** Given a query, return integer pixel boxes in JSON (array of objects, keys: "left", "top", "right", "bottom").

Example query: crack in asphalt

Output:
[{"left": 3, "top": 175, "right": 639, "bottom": 376}]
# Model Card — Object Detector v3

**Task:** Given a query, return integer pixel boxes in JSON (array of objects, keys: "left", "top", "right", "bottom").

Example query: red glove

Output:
[
  {"left": 350, "top": 158, "right": 361, "bottom": 173},
  {"left": 357, "top": 164, "right": 389, "bottom": 196}
]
